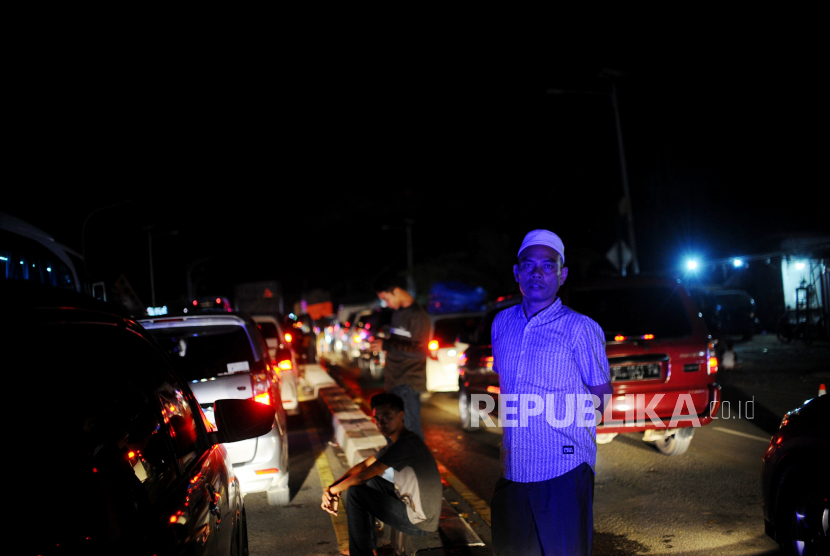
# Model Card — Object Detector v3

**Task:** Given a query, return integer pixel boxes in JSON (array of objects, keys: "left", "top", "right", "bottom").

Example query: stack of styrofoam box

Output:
[
  {"left": 302, "top": 364, "right": 338, "bottom": 399},
  {"left": 318, "top": 386, "right": 388, "bottom": 466}
]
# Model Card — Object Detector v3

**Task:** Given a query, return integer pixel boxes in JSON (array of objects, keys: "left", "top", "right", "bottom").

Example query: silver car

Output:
[{"left": 139, "top": 313, "right": 291, "bottom": 506}]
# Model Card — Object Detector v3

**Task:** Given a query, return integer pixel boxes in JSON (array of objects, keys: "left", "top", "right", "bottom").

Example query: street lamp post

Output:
[{"left": 548, "top": 75, "right": 641, "bottom": 275}]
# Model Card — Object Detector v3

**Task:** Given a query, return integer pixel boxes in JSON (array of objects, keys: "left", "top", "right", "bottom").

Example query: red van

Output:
[{"left": 458, "top": 276, "right": 722, "bottom": 456}]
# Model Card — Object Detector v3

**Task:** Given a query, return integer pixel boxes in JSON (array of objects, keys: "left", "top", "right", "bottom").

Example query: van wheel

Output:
[
  {"left": 458, "top": 388, "right": 482, "bottom": 432},
  {"left": 654, "top": 427, "right": 694, "bottom": 456}
]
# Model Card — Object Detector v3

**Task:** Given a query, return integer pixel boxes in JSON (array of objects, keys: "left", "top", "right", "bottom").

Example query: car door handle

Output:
[{"left": 206, "top": 484, "right": 221, "bottom": 519}]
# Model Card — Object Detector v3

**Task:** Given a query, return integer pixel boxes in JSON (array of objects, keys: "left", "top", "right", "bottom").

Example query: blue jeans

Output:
[
  {"left": 346, "top": 477, "right": 430, "bottom": 556},
  {"left": 388, "top": 384, "right": 424, "bottom": 440}
]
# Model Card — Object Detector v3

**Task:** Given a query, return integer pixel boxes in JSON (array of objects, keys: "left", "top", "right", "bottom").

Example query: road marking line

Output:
[
  {"left": 435, "top": 461, "right": 491, "bottom": 527},
  {"left": 711, "top": 426, "right": 771, "bottom": 443},
  {"left": 303, "top": 406, "right": 350, "bottom": 554}
]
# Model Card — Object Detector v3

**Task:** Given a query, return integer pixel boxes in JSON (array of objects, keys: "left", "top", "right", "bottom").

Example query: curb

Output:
[{"left": 306, "top": 367, "right": 489, "bottom": 555}]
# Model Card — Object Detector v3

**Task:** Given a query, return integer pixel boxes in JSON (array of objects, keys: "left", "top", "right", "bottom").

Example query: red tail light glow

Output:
[
  {"left": 254, "top": 392, "right": 271, "bottom": 405},
  {"left": 642, "top": 334, "right": 655, "bottom": 340},
  {"left": 278, "top": 359, "right": 292, "bottom": 371},
  {"left": 251, "top": 371, "right": 272, "bottom": 405},
  {"left": 428, "top": 340, "right": 439, "bottom": 351},
  {"left": 614, "top": 335, "right": 627, "bottom": 342},
  {"left": 284, "top": 333, "right": 292, "bottom": 343},
  {"left": 707, "top": 341, "right": 718, "bottom": 374}
]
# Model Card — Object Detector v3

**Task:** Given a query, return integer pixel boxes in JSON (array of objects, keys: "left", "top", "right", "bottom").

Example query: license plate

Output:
[{"left": 610, "top": 363, "right": 661, "bottom": 382}]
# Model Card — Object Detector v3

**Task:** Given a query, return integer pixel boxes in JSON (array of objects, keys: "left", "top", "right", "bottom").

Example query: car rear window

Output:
[
  {"left": 433, "top": 315, "right": 481, "bottom": 345},
  {"left": 147, "top": 325, "right": 257, "bottom": 381},
  {"left": 257, "top": 321, "right": 279, "bottom": 339},
  {"left": 568, "top": 285, "right": 694, "bottom": 339}
]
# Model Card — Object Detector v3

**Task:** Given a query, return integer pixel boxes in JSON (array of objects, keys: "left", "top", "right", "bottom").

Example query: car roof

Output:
[
  {"left": 1, "top": 280, "right": 147, "bottom": 333},
  {"left": 138, "top": 313, "right": 250, "bottom": 329},
  {"left": 429, "top": 310, "right": 484, "bottom": 322}
]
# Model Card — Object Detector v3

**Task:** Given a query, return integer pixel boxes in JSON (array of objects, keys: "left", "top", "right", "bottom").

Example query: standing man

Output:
[
  {"left": 490, "top": 229, "right": 613, "bottom": 555},
  {"left": 321, "top": 393, "right": 442, "bottom": 556},
  {"left": 369, "top": 271, "right": 431, "bottom": 440}
]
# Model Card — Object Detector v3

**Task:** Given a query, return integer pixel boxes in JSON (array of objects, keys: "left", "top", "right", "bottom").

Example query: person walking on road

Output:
[
  {"left": 369, "top": 271, "right": 431, "bottom": 440},
  {"left": 321, "top": 392, "right": 442, "bottom": 556},
  {"left": 490, "top": 229, "right": 613, "bottom": 556}
]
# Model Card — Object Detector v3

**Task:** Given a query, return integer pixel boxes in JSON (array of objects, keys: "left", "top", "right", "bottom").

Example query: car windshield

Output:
[
  {"left": 568, "top": 285, "right": 694, "bottom": 339},
  {"left": 257, "top": 321, "right": 278, "bottom": 339},
  {"left": 476, "top": 299, "right": 521, "bottom": 345},
  {"left": 147, "top": 325, "right": 256, "bottom": 381},
  {"left": 433, "top": 315, "right": 481, "bottom": 345}
]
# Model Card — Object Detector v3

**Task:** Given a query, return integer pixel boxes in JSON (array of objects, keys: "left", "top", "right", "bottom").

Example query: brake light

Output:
[
  {"left": 614, "top": 335, "right": 627, "bottom": 342},
  {"left": 284, "top": 332, "right": 292, "bottom": 343},
  {"left": 428, "top": 340, "right": 439, "bottom": 351},
  {"left": 707, "top": 341, "right": 718, "bottom": 374},
  {"left": 278, "top": 359, "right": 292, "bottom": 371},
  {"left": 251, "top": 371, "right": 271, "bottom": 405},
  {"left": 642, "top": 334, "right": 655, "bottom": 340},
  {"left": 254, "top": 392, "right": 271, "bottom": 405},
  {"left": 483, "top": 356, "right": 494, "bottom": 369}
]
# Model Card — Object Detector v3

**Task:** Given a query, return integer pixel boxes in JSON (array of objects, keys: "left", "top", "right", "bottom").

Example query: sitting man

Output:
[{"left": 321, "top": 392, "right": 442, "bottom": 556}]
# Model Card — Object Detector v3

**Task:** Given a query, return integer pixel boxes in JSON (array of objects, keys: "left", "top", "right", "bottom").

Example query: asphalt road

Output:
[{"left": 243, "top": 333, "right": 829, "bottom": 555}]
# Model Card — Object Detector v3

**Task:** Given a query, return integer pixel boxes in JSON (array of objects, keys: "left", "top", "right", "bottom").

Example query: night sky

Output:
[{"left": 6, "top": 13, "right": 826, "bottom": 311}]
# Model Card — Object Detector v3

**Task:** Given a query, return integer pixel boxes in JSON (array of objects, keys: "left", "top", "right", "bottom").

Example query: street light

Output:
[{"left": 548, "top": 70, "right": 641, "bottom": 276}]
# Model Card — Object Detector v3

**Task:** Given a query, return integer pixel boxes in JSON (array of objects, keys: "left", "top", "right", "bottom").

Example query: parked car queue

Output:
[{"left": 7, "top": 280, "right": 279, "bottom": 556}]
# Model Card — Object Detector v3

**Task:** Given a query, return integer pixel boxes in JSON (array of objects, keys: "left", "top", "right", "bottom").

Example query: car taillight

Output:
[
  {"left": 277, "top": 359, "right": 292, "bottom": 372},
  {"left": 284, "top": 332, "right": 292, "bottom": 343},
  {"left": 428, "top": 340, "right": 440, "bottom": 360},
  {"left": 707, "top": 341, "right": 718, "bottom": 374},
  {"left": 251, "top": 371, "right": 272, "bottom": 405}
]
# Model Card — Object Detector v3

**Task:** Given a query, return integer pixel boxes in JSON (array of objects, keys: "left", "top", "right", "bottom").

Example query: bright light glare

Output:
[
  {"left": 733, "top": 258, "right": 743, "bottom": 267},
  {"left": 686, "top": 260, "right": 698, "bottom": 270},
  {"left": 795, "top": 262, "right": 805, "bottom": 270}
]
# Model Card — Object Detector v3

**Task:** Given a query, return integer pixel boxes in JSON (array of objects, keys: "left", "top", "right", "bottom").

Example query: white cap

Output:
[{"left": 517, "top": 229, "right": 565, "bottom": 265}]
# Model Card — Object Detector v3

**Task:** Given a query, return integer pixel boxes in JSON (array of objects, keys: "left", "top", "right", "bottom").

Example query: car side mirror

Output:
[{"left": 208, "top": 399, "right": 276, "bottom": 445}]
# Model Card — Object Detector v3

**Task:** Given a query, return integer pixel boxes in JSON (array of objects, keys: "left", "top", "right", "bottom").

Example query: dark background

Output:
[{"left": 5, "top": 11, "right": 826, "bottom": 312}]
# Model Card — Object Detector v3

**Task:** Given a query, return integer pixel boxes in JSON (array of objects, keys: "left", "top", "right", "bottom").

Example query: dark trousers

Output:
[
  {"left": 346, "top": 477, "right": 430, "bottom": 556},
  {"left": 388, "top": 384, "right": 424, "bottom": 440},
  {"left": 491, "top": 463, "right": 594, "bottom": 556}
]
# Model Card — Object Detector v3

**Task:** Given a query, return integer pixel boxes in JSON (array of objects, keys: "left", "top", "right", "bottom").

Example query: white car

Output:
[
  {"left": 138, "top": 313, "right": 291, "bottom": 506},
  {"left": 251, "top": 314, "right": 300, "bottom": 414},
  {"left": 426, "top": 311, "right": 483, "bottom": 392}
]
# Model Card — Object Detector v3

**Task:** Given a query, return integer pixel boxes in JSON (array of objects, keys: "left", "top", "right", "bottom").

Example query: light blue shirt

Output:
[{"left": 492, "top": 298, "right": 611, "bottom": 482}]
